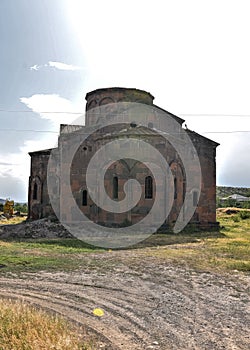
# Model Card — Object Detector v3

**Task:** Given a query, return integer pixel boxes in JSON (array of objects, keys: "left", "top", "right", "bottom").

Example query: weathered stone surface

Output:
[{"left": 28, "top": 88, "right": 219, "bottom": 231}]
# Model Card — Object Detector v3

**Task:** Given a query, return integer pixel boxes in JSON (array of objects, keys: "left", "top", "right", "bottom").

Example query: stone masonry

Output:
[{"left": 28, "top": 87, "right": 219, "bottom": 230}]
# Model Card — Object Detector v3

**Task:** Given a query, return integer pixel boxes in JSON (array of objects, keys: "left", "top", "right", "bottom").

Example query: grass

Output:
[
  {"left": 0, "top": 213, "right": 248, "bottom": 349},
  {"left": 0, "top": 239, "right": 103, "bottom": 273},
  {"left": 146, "top": 211, "right": 250, "bottom": 273},
  {"left": 0, "top": 210, "right": 249, "bottom": 274},
  {"left": 0, "top": 298, "right": 95, "bottom": 350},
  {"left": 0, "top": 215, "right": 26, "bottom": 225}
]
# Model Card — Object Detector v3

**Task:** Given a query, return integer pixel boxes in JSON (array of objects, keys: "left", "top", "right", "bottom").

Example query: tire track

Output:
[
  {"left": 0, "top": 262, "right": 249, "bottom": 350},
  {"left": 0, "top": 277, "right": 155, "bottom": 350}
]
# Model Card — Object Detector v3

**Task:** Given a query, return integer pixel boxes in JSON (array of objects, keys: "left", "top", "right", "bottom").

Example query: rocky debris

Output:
[{"left": 0, "top": 217, "right": 73, "bottom": 239}]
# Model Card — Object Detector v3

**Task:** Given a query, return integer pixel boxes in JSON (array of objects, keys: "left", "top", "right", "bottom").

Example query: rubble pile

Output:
[{"left": 0, "top": 217, "right": 73, "bottom": 239}]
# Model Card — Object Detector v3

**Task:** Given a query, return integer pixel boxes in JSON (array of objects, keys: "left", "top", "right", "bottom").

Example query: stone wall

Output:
[
  {"left": 28, "top": 88, "right": 219, "bottom": 231},
  {"left": 28, "top": 150, "right": 54, "bottom": 220}
]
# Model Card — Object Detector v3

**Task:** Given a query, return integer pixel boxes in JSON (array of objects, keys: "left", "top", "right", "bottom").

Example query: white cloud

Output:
[
  {"left": 0, "top": 138, "right": 57, "bottom": 202},
  {"left": 20, "top": 94, "right": 84, "bottom": 126},
  {"left": 4, "top": 94, "right": 85, "bottom": 200},
  {"left": 48, "top": 61, "right": 82, "bottom": 71},
  {"left": 30, "top": 64, "right": 40, "bottom": 71},
  {"left": 0, "top": 139, "right": 53, "bottom": 180},
  {"left": 29, "top": 61, "right": 83, "bottom": 72}
]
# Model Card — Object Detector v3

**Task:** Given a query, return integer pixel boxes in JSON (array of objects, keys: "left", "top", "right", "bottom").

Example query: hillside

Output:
[{"left": 217, "top": 186, "right": 250, "bottom": 198}]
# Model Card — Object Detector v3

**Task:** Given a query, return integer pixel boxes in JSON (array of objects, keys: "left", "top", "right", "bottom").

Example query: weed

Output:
[
  {"left": 0, "top": 298, "right": 95, "bottom": 350},
  {"left": 232, "top": 215, "right": 240, "bottom": 222}
]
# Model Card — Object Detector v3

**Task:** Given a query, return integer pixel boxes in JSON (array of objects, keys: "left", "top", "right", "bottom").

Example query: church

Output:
[{"left": 28, "top": 87, "right": 219, "bottom": 232}]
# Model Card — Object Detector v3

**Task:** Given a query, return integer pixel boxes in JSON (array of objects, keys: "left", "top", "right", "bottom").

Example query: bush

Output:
[
  {"left": 239, "top": 210, "right": 250, "bottom": 220},
  {"left": 14, "top": 203, "right": 28, "bottom": 213},
  {"left": 242, "top": 201, "right": 250, "bottom": 209}
]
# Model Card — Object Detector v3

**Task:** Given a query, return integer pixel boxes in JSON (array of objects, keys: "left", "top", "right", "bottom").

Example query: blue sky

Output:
[{"left": 0, "top": 0, "right": 250, "bottom": 201}]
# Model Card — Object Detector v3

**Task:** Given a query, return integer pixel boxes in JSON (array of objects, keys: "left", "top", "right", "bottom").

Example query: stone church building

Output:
[{"left": 28, "top": 87, "right": 219, "bottom": 231}]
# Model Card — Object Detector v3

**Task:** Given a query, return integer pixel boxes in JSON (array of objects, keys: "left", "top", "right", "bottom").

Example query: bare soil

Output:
[{"left": 0, "top": 249, "right": 249, "bottom": 350}]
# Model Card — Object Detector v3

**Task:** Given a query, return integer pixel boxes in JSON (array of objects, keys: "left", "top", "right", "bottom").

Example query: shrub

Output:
[
  {"left": 239, "top": 210, "right": 250, "bottom": 220},
  {"left": 14, "top": 203, "right": 28, "bottom": 213}
]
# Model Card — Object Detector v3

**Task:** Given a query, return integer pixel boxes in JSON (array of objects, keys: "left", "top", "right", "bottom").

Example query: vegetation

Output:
[
  {"left": 217, "top": 197, "right": 250, "bottom": 209},
  {"left": 14, "top": 202, "right": 28, "bottom": 213},
  {"left": 0, "top": 238, "right": 103, "bottom": 273},
  {"left": 0, "top": 209, "right": 249, "bottom": 349},
  {"left": 216, "top": 186, "right": 250, "bottom": 209},
  {"left": 0, "top": 202, "right": 28, "bottom": 214},
  {"left": 0, "top": 209, "right": 249, "bottom": 274},
  {"left": 0, "top": 216, "right": 26, "bottom": 225},
  {"left": 217, "top": 186, "right": 250, "bottom": 198},
  {"left": 146, "top": 210, "right": 250, "bottom": 272},
  {"left": 0, "top": 298, "right": 95, "bottom": 350}
]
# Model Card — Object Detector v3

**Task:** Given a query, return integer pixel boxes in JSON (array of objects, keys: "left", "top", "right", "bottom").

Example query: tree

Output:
[{"left": 14, "top": 203, "right": 28, "bottom": 213}]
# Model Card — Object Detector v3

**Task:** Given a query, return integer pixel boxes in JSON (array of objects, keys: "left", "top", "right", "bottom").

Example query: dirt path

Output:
[{"left": 0, "top": 251, "right": 249, "bottom": 349}]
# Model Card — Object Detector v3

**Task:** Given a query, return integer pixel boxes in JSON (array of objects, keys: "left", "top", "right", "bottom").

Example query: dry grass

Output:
[
  {"left": 0, "top": 298, "right": 95, "bottom": 350},
  {"left": 217, "top": 207, "right": 250, "bottom": 214},
  {"left": 145, "top": 210, "right": 250, "bottom": 273},
  {"left": 0, "top": 215, "right": 26, "bottom": 225}
]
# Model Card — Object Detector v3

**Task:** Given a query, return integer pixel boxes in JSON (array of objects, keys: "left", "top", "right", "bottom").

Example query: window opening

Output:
[
  {"left": 33, "top": 183, "right": 38, "bottom": 200},
  {"left": 82, "top": 190, "right": 87, "bottom": 206},
  {"left": 174, "top": 178, "right": 177, "bottom": 199},
  {"left": 113, "top": 176, "right": 118, "bottom": 199},
  {"left": 145, "top": 176, "right": 153, "bottom": 199}
]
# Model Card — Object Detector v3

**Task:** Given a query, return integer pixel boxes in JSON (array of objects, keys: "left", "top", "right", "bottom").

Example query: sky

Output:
[{"left": 0, "top": 0, "right": 250, "bottom": 202}]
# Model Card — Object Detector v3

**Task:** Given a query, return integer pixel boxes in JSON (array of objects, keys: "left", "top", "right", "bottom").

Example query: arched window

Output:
[
  {"left": 174, "top": 178, "right": 177, "bottom": 199},
  {"left": 82, "top": 190, "right": 87, "bottom": 206},
  {"left": 145, "top": 176, "right": 153, "bottom": 199},
  {"left": 33, "top": 183, "right": 38, "bottom": 200},
  {"left": 113, "top": 176, "right": 118, "bottom": 199}
]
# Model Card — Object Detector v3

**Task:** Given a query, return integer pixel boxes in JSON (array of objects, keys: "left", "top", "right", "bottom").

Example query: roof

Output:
[
  {"left": 222, "top": 194, "right": 250, "bottom": 201},
  {"left": 29, "top": 148, "right": 53, "bottom": 156},
  {"left": 186, "top": 129, "right": 220, "bottom": 147},
  {"left": 153, "top": 104, "right": 185, "bottom": 125},
  {"left": 85, "top": 87, "right": 154, "bottom": 101}
]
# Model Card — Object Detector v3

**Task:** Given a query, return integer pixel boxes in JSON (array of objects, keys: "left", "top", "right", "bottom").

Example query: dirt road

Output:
[{"left": 0, "top": 250, "right": 249, "bottom": 349}]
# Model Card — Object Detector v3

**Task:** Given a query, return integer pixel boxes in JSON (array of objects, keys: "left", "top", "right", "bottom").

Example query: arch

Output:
[
  {"left": 99, "top": 97, "right": 114, "bottom": 106},
  {"left": 170, "top": 161, "right": 186, "bottom": 203},
  {"left": 113, "top": 176, "right": 118, "bottom": 199},
  {"left": 86, "top": 99, "right": 97, "bottom": 110},
  {"left": 145, "top": 176, "right": 153, "bottom": 199},
  {"left": 31, "top": 176, "right": 42, "bottom": 203}
]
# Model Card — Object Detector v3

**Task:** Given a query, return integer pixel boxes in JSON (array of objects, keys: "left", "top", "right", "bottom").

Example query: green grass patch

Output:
[
  {"left": 0, "top": 212, "right": 249, "bottom": 274},
  {"left": 145, "top": 213, "right": 250, "bottom": 273},
  {"left": 0, "top": 239, "right": 103, "bottom": 273}
]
